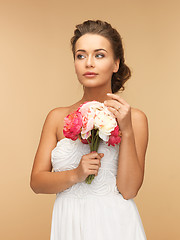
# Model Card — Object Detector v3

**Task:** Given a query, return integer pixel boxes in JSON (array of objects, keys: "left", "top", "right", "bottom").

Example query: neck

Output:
[{"left": 80, "top": 85, "right": 113, "bottom": 104}]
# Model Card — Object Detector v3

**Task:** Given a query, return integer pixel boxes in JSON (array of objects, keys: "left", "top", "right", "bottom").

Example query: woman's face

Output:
[{"left": 74, "top": 34, "right": 119, "bottom": 89}]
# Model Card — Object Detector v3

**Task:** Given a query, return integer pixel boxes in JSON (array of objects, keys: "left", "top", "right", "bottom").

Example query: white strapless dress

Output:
[{"left": 50, "top": 137, "right": 147, "bottom": 240}]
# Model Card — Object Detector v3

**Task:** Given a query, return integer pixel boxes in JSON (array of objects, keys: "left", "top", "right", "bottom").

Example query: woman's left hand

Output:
[{"left": 104, "top": 93, "right": 133, "bottom": 134}]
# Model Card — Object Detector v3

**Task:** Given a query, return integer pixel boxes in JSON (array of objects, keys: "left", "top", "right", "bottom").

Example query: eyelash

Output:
[{"left": 76, "top": 53, "right": 105, "bottom": 59}]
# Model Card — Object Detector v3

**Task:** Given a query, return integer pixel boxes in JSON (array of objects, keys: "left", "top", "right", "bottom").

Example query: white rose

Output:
[
  {"left": 79, "top": 101, "right": 102, "bottom": 139},
  {"left": 94, "top": 105, "right": 117, "bottom": 141}
]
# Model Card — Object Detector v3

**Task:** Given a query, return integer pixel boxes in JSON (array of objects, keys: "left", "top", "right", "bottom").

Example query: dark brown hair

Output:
[{"left": 70, "top": 19, "right": 131, "bottom": 93}]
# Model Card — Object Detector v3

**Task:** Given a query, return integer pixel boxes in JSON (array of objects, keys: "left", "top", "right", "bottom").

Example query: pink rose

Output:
[
  {"left": 63, "top": 111, "right": 83, "bottom": 140},
  {"left": 107, "top": 125, "right": 122, "bottom": 146},
  {"left": 77, "top": 101, "right": 102, "bottom": 139}
]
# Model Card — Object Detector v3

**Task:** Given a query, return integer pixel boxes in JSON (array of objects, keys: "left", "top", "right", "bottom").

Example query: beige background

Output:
[{"left": 0, "top": 0, "right": 180, "bottom": 239}]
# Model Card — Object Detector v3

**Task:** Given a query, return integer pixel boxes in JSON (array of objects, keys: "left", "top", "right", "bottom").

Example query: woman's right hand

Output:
[{"left": 75, "top": 151, "right": 104, "bottom": 183}]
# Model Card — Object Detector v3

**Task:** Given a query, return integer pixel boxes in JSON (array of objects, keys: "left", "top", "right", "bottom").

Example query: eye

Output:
[
  {"left": 96, "top": 53, "right": 105, "bottom": 58},
  {"left": 76, "top": 54, "right": 85, "bottom": 59}
]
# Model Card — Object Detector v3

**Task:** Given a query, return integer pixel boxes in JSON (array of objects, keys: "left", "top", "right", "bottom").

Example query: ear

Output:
[{"left": 113, "top": 59, "right": 120, "bottom": 73}]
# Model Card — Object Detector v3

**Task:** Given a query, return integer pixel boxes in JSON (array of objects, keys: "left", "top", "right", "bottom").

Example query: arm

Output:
[
  {"left": 30, "top": 108, "right": 79, "bottom": 194},
  {"left": 30, "top": 170, "right": 79, "bottom": 194},
  {"left": 116, "top": 109, "right": 149, "bottom": 199}
]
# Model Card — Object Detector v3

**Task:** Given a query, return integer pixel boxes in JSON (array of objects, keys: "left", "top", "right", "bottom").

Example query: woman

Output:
[{"left": 30, "top": 20, "right": 149, "bottom": 239}]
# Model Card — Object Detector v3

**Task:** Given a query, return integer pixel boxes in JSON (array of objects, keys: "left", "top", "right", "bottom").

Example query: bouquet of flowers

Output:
[{"left": 63, "top": 100, "right": 122, "bottom": 184}]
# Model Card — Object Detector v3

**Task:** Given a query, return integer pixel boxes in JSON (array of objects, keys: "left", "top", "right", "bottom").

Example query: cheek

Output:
[
  {"left": 98, "top": 60, "right": 115, "bottom": 74},
  {"left": 74, "top": 62, "right": 81, "bottom": 74}
]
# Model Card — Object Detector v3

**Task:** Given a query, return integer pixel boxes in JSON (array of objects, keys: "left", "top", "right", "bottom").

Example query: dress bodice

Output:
[
  {"left": 50, "top": 138, "right": 147, "bottom": 240},
  {"left": 51, "top": 137, "right": 121, "bottom": 198}
]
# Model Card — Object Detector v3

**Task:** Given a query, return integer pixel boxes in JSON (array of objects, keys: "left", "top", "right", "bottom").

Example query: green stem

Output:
[{"left": 85, "top": 130, "right": 101, "bottom": 184}]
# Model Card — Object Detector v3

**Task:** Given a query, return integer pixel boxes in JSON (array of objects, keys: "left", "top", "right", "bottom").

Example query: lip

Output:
[{"left": 83, "top": 72, "right": 98, "bottom": 76}]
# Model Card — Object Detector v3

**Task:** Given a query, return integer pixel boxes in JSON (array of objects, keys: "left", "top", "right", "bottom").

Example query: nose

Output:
[{"left": 86, "top": 55, "right": 95, "bottom": 68}]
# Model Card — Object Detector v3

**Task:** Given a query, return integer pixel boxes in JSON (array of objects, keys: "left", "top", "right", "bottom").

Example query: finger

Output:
[
  {"left": 107, "top": 106, "right": 120, "bottom": 114},
  {"left": 104, "top": 99, "right": 122, "bottom": 105},
  {"left": 89, "top": 152, "right": 101, "bottom": 159},
  {"left": 89, "top": 159, "right": 101, "bottom": 165},
  {"left": 89, "top": 164, "right": 99, "bottom": 170},
  {"left": 91, "top": 152, "right": 104, "bottom": 158},
  {"left": 90, "top": 170, "right": 98, "bottom": 176},
  {"left": 104, "top": 100, "right": 122, "bottom": 109},
  {"left": 107, "top": 93, "right": 128, "bottom": 105}
]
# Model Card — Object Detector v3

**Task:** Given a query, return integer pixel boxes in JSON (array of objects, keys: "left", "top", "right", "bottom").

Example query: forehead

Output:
[{"left": 75, "top": 34, "right": 112, "bottom": 52}]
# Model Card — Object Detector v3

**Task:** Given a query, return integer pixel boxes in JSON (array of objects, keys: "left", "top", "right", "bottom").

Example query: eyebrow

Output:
[{"left": 75, "top": 48, "right": 107, "bottom": 53}]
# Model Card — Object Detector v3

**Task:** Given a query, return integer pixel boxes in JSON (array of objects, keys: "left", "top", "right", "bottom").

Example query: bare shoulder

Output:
[
  {"left": 131, "top": 107, "right": 148, "bottom": 127},
  {"left": 45, "top": 106, "right": 68, "bottom": 124},
  {"left": 44, "top": 106, "right": 70, "bottom": 137},
  {"left": 47, "top": 102, "right": 78, "bottom": 119},
  {"left": 47, "top": 104, "right": 79, "bottom": 141},
  {"left": 130, "top": 107, "right": 149, "bottom": 147},
  {"left": 131, "top": 107, "right": 148, "bottom": 135},
  {"left": 130, "top": 107, "right": 149, "bottom": 153}
]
